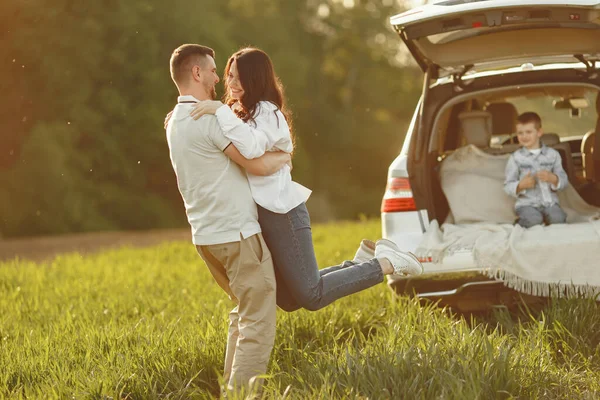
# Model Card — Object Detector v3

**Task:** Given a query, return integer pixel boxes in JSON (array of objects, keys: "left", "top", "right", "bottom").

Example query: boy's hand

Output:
[
  {"left": 517, "top": 172, "right": 536, "bottom": 192},
  {"left": 536, "top": 170, "right": 558, "bottom": 186}
]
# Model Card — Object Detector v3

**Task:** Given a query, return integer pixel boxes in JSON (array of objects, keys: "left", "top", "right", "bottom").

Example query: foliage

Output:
[{"left": 0, "top": 0, "right": 421, "bottom": 237}]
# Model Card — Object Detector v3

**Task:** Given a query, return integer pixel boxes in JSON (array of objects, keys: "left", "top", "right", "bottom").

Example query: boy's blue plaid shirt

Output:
[{"left": 504, "top": 145, "right": 568, "bottom": 209}]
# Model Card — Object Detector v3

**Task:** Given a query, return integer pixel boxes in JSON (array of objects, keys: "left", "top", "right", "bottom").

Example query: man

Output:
[{"left": 165, "top": 44, "right": 289, "bottom": 393}]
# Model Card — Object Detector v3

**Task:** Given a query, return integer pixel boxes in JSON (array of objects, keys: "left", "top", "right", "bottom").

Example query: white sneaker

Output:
[
  {"left": 352, "top": 239, "right": 376, "bottom": 263},
  {"left": 374, "top": 238, "right": 423, "bottom": 276}
]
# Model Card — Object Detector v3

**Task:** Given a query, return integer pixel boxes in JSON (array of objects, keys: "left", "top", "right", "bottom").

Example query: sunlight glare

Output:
[{"left": 317, "top": 3, "right": 330, "bottom": 18}]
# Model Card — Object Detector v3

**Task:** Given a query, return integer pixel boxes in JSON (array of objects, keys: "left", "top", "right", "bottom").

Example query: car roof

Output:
[
  {"left": 390, "top": 1, "right": 600, "bottom": 77},
  {"left": 390, "top": 0, "right": 600, "bottom": 26}
]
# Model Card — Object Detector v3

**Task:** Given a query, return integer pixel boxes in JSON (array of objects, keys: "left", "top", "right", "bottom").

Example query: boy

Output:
[{"left": 504, "top": 112, "right": 568, "bottom": 228}]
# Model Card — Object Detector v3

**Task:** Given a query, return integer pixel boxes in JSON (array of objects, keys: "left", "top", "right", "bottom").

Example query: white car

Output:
[{"left": 382, "top": 0, "right": 600, "bottom": 309}]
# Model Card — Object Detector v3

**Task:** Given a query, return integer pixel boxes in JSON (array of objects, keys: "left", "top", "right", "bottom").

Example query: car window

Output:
[{"left": 508, "top": 90, "right": 597, "bottom": 138}]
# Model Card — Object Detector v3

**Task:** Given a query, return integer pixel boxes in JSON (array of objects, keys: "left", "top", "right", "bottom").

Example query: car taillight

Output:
[{"left": 381, "top": 177, "right": 416, "bottom": 213}]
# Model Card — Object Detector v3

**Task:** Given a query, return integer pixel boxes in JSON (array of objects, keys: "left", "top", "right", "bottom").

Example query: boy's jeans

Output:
[{"left": 516, "top": 204, "right": 567, "bottom": 228}]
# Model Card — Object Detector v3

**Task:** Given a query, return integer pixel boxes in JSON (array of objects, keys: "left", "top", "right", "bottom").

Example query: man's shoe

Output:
[
  {"left": 374, "top": 238, "right": 423, "bottom": 276},
  {"left": 352, "top": 239, "right": 376, "bottom": 263}
]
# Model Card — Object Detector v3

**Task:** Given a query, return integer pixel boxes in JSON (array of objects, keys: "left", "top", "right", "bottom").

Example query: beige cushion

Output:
[{"left": 440, "top": 145, "right": 517, "bottom": 224}]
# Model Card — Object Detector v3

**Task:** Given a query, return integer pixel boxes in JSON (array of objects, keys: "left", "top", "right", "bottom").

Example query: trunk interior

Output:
[{"left": 414, "top": 75, "right": 600, "bottom": 224}]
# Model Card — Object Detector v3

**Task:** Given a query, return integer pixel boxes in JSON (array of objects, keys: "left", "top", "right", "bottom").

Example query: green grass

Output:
[{"left": 1, "top": 220, "right": 600, "bottom": 399}]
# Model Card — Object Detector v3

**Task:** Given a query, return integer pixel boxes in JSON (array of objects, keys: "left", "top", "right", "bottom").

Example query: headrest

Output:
[
  {"left": 541, "top": 133, "right": 561, "bottom": 146},
  {"left": 486, "top": 102, "right": 519, "bottom": 135},
  {"left": 595, "top": 93, "right": 600, "bottom": 161},
  {"left": 458, "top": 110, "right": 492, "bottom": 148}
]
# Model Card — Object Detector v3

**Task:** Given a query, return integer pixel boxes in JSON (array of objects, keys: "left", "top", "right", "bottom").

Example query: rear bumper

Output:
[
  {"left": 387, "top": 249, "right": 480, "bottom": 286},
  {"left": 383, "top": 209, "right": 480, "bottom": 275},
  {"left": 388, "top": 276, "right": 548, "bottom": 313}
]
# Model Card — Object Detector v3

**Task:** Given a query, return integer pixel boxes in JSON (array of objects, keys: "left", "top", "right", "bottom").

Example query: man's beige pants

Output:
[{"left": 197, "top": 233, "right": 276, "bottom": 392}]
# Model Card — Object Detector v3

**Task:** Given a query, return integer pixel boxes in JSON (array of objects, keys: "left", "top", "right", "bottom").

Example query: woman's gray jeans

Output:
[{"left": 257, "top": 202, "right": 383, "bottom": 312}]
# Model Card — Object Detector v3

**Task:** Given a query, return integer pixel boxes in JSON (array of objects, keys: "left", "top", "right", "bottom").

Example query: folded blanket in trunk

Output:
[{"left": 416, "top": 145, "right": 600, "bottom": 298}]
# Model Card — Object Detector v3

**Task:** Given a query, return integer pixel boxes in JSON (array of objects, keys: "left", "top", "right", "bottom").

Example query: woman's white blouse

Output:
[{"left": 214, "top": 101, "right": 311, "bottom": 214}]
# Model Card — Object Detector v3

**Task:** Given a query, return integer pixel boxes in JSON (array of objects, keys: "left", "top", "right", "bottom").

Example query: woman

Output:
[{"left": 190, "top": 47, "right": 422, "bottom": 311}]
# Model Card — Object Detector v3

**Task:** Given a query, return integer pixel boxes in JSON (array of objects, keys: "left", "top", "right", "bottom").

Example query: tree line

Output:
[{"left": 0, "top": 0, "right": 421, "bottom": 237}]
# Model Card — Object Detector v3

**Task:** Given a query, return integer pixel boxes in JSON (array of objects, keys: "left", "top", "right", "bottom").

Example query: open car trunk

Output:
[
  {"left": 387, "top": 1, "right": 600, "bottom": 303},
  {"left": 412, "top": 144, "right": 600, "bottom": 298},
  {"left": 391, "top": 0, "right": 600, "bottom": 78}
]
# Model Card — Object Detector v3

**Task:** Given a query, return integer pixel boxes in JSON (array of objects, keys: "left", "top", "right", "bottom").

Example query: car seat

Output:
[
  {"left": 485, "top": 102, "right": 521, "bottom": 153},
  {"left": 582, "top": 130, "right": 595, "bottom": 181},
  {"left": 458, "top": 110, "right": 493, "bottom": 149},
  {"left": 581, "top": 92, "right": 600, "bottom": 182}
]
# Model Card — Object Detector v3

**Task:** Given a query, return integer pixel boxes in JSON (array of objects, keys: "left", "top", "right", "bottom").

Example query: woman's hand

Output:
[
  {"left": 231, "top": 101, "right": 244, "bottom": 114},
  {"left": 190, "top": 100, "right": 223, "bottom": 120},
  {"left": 164, "top": 110, "right": 173, "bottom": 129}
]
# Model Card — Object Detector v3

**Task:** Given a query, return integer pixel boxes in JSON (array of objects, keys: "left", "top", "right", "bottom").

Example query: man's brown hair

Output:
[
  {"left": 170, "top": 44, "right": 215, "bottom": 86},
  {"left": 517, "top": 111, "right": 542, "bottom": 130}
]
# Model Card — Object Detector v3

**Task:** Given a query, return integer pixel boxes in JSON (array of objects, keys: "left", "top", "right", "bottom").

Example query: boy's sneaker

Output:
[
  {"left": 374, "top": 238, "right": 423, "bottom": 276},
  {"left": 352, "top": 239, "right": 376, "bottom": 263}
]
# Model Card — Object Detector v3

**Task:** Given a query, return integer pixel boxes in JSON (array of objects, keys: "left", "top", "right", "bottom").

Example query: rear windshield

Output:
[{"left": 508, "top": 89, "right": 597, "bottom": 138}]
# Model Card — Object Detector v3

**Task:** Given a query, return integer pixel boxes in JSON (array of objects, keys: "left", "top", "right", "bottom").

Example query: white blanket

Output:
[{"left": 416, "top": 145, "right": 600, "bottom": 298}]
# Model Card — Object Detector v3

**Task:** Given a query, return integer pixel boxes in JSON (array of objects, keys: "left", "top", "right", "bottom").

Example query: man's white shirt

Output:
[
  {"left": 215, "top": 101, "right": 311, "bottom": 214},
  {"left": 166, "top": 95, "right": 260, "bottom": 245}
]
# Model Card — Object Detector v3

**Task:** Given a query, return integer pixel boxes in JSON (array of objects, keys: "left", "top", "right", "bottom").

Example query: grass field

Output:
[{"left": 1, "top": 220, "right": 600, "bottom": 399}]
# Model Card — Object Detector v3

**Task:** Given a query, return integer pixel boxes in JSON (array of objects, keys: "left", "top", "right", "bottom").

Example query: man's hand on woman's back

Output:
[{"left": 164, "top": 110, "right": 174, "bottom": 129}]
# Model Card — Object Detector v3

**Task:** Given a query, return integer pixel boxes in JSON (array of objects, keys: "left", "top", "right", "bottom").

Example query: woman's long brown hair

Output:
[{"left": 223, "top": 47, "right": 294, "bottom": 141}]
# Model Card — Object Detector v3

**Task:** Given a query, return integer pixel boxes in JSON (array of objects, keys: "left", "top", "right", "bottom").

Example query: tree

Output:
[{"left": 0, "top": 0, "right": 421, "bottom": 237}]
